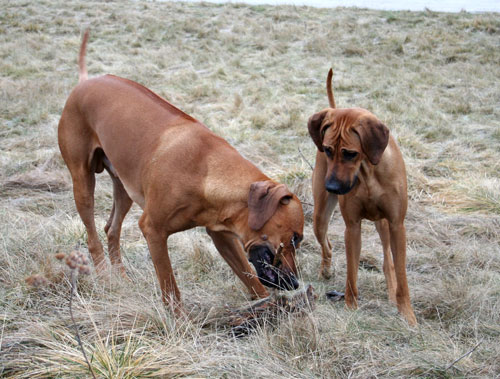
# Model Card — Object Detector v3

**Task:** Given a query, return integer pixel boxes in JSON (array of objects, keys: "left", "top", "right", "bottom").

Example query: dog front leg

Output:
[
  {"left": 313, "top": 191, "right": 338, "bottom": 280},
  {"left": 206, "top": 229, "right": 269, "bottom": 300},
  {"left": 139, "top": 213, "right": 182, "bottom": 314},
  {"left": 312, "top": 153, "right": 338, "bottom": 279},
  {"left": 344, "top": 220, "right": 361, "bottom": 309},
  {"left": 389, "top": 222, "right": 417, "bottom": 325}
]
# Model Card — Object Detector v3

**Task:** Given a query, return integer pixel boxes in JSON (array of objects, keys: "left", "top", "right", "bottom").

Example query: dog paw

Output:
[
  {"left": 319, "top": 267, "right": 334, "bottom": 280},
  {"left": 112, "top": 264, "right": 129, "bottom": 279},
  {"left": 93, "top": 259, "right": 110, "bottom": 274}
]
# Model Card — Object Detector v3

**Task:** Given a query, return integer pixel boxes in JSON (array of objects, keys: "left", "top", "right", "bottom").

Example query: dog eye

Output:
[
  {"left": 323, "top": 146, "right": 333, "bottom": 158},
  {"left": 342, "top": 149, "right": 358, "bottom": 161}
]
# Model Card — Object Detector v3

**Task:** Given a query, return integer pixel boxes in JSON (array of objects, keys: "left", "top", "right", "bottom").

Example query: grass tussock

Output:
[{"left": 1, "top": 0, "right": 499, "bottom": 377}]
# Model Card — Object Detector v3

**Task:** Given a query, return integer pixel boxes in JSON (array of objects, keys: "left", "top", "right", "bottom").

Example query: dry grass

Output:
[{"left": 1, "top": 0, "right": 499, "bottom": 377}]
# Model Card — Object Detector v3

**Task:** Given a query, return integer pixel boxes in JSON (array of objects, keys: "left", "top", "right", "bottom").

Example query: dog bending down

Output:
[
  {"left": 58, "top": 31, "right": 304, "bottom": 313},
  {"left": 308, "top": 69, "right": 417, "bottom": 325}
]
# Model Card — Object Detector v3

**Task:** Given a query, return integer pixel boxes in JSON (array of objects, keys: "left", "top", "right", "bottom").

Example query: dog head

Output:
[
  {"left": 308, "top": 107, "right": 389, "bottom": 194},
  {"left": 245, "top": 180, "right": 304, "bottom": 290}
]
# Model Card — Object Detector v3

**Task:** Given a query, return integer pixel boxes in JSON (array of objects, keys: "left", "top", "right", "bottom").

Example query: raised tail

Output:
[
  {"left": 78, "top": 29, "right": 89, "bottom": 83},
  {"left": 326, "top": 68, "right": 336, "bottom": 108}
]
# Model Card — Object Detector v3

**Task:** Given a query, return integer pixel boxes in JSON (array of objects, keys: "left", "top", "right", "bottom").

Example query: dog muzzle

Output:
[{"left": 248, "top": 244, "right": 299, "bottom": 290}]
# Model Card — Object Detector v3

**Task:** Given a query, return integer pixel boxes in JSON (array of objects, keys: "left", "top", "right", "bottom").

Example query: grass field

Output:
[{"left": 1, "top": 0, "right": 499, "bottom": 377}]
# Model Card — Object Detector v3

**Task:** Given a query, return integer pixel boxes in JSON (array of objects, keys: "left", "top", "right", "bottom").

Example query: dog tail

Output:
[
  {"left": 326, "top": 68, "right": 336, "bottom": 108},
  {"left": 78, "top": 29, "right": 89, "bottom": 83}
]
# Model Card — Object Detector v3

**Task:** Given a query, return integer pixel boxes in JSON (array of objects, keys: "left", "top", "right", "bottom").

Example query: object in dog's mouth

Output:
[
  {"left": 326, "top": 289, "right": 345, "bottom": 302},
  {"left": 229, "top": 284, "right": 317, "bottom": 336}
]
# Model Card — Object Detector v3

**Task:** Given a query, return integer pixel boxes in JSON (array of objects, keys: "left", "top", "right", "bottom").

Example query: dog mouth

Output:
[
  {"left": 248, "top": 245, "right": 299, "bottom": 291},
  {"left": 325, "top": 175, "right": 358, "bottom": 195}
]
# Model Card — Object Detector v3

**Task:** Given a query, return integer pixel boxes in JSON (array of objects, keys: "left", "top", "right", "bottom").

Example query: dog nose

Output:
[
  {"left": 325, "top": 180, "right": 341, "bottom": 194},
  {"left": 325, "top": 177, "right": 356, "bottom": 195},
  {"left": 325, "top": 178, "right": 347, "bottom": 194}
]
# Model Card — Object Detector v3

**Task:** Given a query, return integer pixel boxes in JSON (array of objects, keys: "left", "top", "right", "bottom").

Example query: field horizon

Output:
[
  {"left": 173, "top": 0, "right": 500, "bottom": 13},
  {"left": 1, "top": 0, "right": 499, "bottom": 377}
]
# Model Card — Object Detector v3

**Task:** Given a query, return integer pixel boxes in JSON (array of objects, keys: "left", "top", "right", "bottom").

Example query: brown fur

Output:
[
  {"left": 58, "top": 31, "right": 304, "bottom": 313},
  {"left": 308, "top": 69, "right": 417, "bottom": 325}
]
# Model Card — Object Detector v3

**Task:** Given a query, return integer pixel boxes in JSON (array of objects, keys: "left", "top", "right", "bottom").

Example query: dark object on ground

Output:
[
  {"left": 228, "top": 284, "right": 317, "bottom": 336},
  {"left": 326, "top": 290, "right": 345, "bottom": 302}
]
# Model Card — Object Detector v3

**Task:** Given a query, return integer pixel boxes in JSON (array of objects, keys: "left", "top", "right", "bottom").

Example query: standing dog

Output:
[
  {"left": 58, "top": 31, "right": 304, "bottom": 313},
  {"left": 308, "top": 69, "right": 416, "bottom": 325}
]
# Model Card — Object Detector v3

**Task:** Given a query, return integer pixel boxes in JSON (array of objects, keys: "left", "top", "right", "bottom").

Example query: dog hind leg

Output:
[
  {"left": 70, "top": 165, "right": 108, "bottom": 271},
  {"left": 58, "top": 116, "right": 108, "bottom": 272},
  {"left": 104, "top": 162, "right": 133, "bottom": 276},
  {"left": 389, "top": 221, "right": 417, "bottom": 325},
  {"left": 375, "top": 219, "right": 397, "bottom": 304}
]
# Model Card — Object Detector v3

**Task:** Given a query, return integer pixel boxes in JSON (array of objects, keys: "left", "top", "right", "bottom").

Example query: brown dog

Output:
[
  {"left": 58, "top": 31, "right": 304, "bottom": 312},
  {"left": 308, "top": 69, "right": 416, "bottom": 325}
]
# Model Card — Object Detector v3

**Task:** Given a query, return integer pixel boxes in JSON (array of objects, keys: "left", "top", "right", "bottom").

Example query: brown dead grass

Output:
[{"left": 1, "top": 0, "right": 499, "bottom": 377}]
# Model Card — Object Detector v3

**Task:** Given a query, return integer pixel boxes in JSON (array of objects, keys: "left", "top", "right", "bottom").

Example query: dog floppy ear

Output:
[
  {"left": 248, "top": 181, "right": 293, "bottom": 231},
  {"left": 307, "top": 109, "right": 329, "bottom": 152},
  {"left": 353, "top": 117, "right": 389, "bottom": 165}
]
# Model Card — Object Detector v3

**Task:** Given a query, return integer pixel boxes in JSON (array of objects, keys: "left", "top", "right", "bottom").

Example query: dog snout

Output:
[
  {"left": 249, "top": 245, "right": 277, "bottom": 288},
  {"left": 325, "top": 175, "right": 358, "bottom": 195},
  {"left": 248, "top": 245, "right": 299, "bottom": 290}
]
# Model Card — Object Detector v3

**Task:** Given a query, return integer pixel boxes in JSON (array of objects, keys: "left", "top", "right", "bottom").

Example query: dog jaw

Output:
[{"left": 248, "top": 244, "right": 299, "bottom": 290}]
